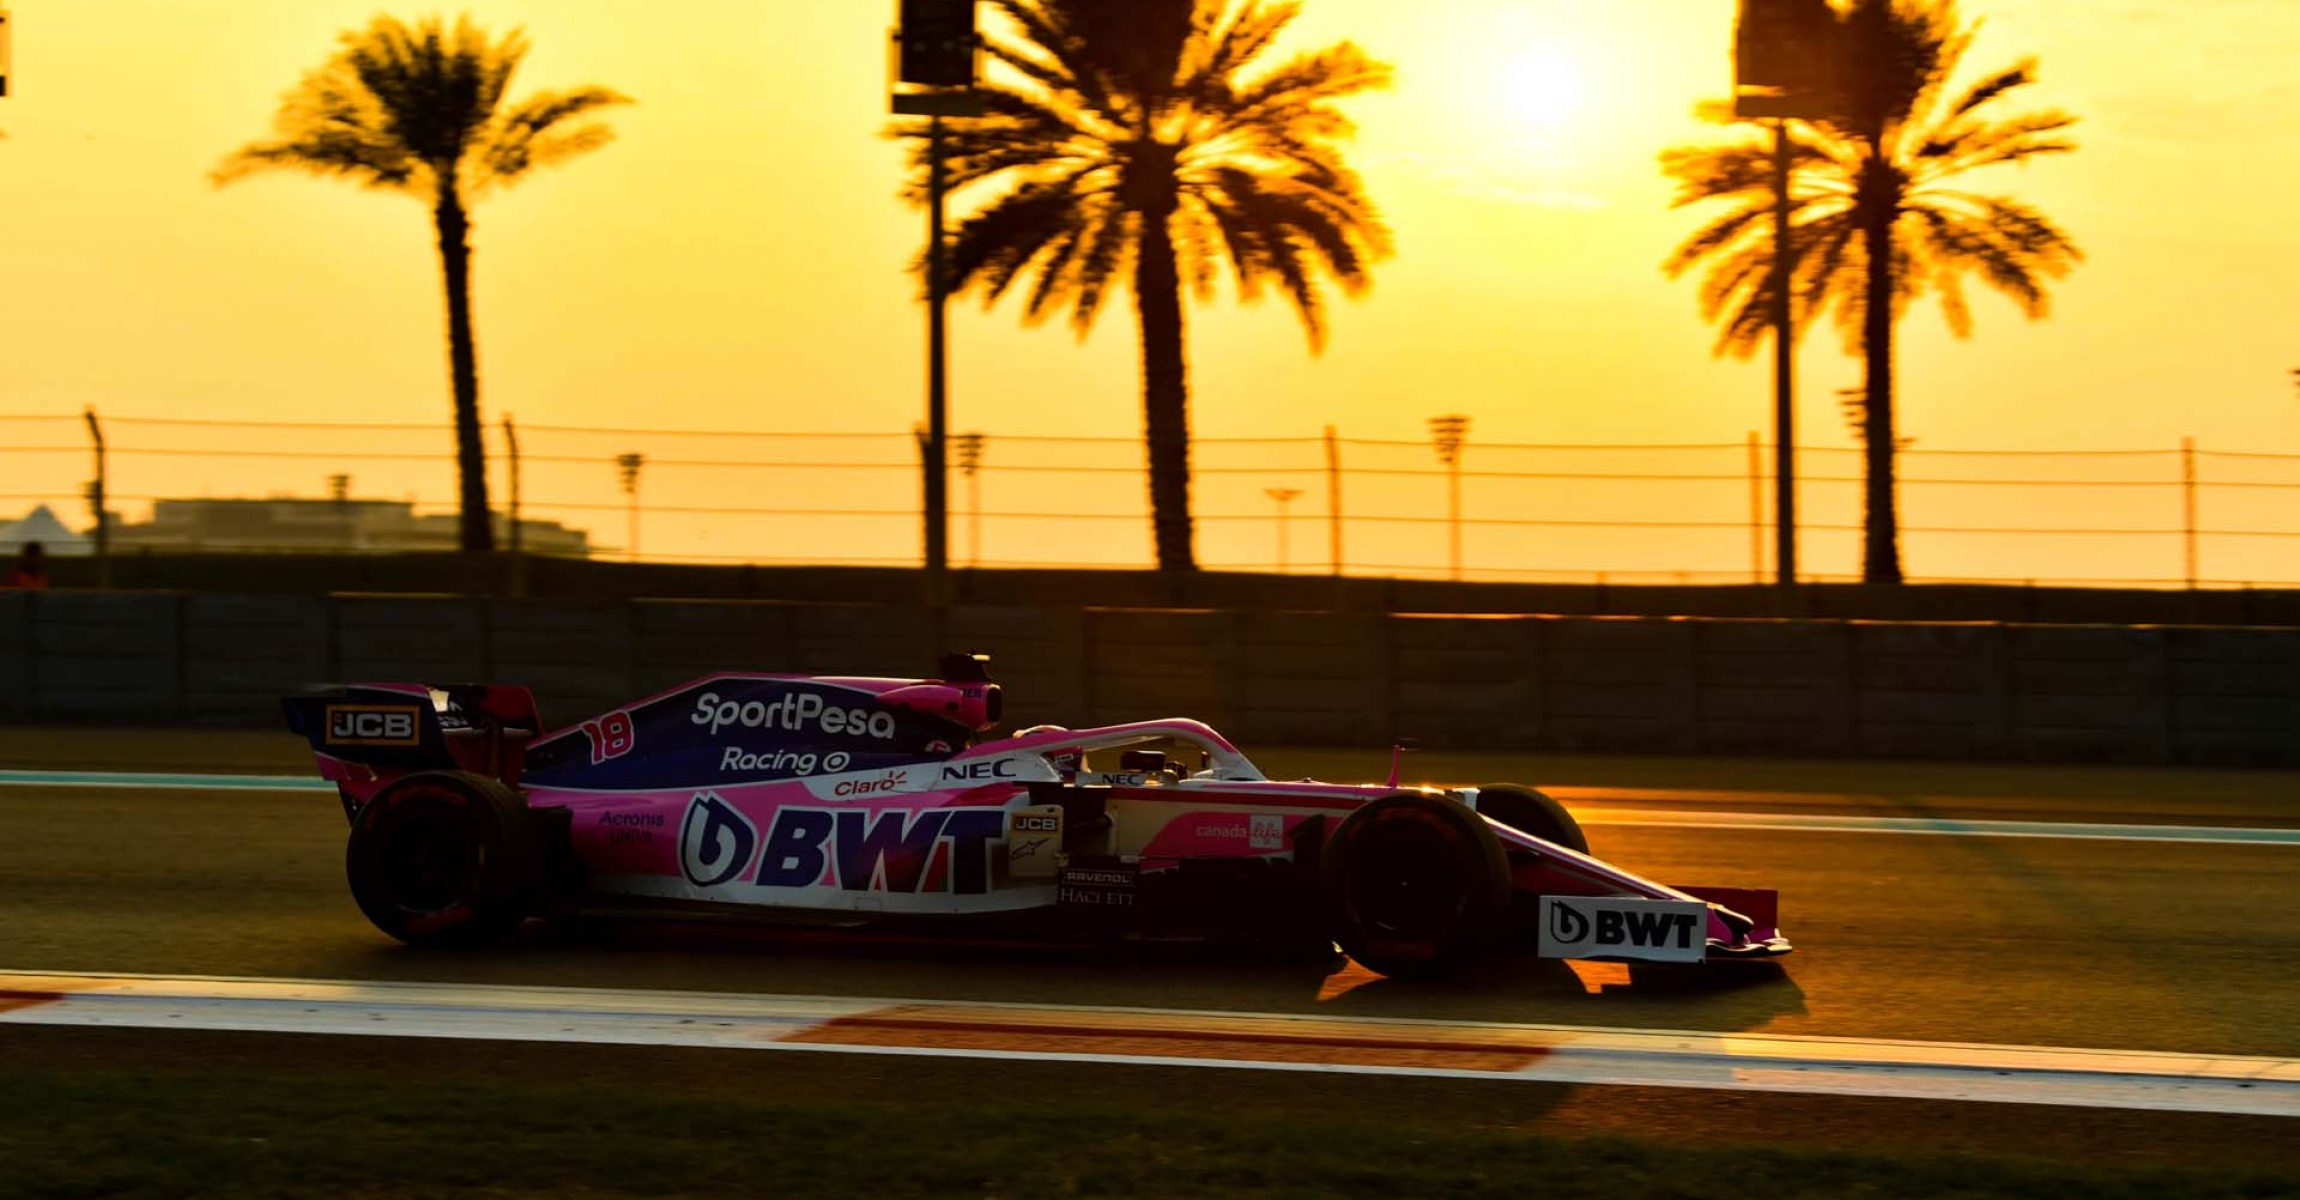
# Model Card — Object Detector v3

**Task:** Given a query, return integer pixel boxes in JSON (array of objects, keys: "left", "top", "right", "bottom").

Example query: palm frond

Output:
[
  {"left": 1659, "top": 135, "right": 1838, "bottom": 209},
  {"left": 213, "top": 57, "right": 424, "bottom": 191},
  {"left": 474, "top": 85, "right": 632, "bottom": 188},
  {"left": 1908, "top": 213, "right": 1976, "bottom": 336},
  {"left": 1696, "top": 238, "right": 1777, "bottom": 357},
  {"left": 344, "top": 15, "right": 520, "bottom": 170},
  {"left": 1193, "top": 167, "right": 1273, "bottom": 305},
  {"left": 1906, "top": 191, "right": 2081, "bottom": 320},
  {"left": 1915, "top": 109, "right": 2078, "bottom": 176},
  {"left": 1222, "top": 179, "right": 1329, "bottom": 343},
  {"left": 1063, "top": 204, "right": 1138, "bottom": 335},
  {"left": 1793, "top": 209, "right": 1866, "bottom": 346},
  {"left": 1017, "top": 217, "right": 1094, "bottom": 320},
  {"left": 1256, "top": 227, "right": 1323, "bottom": 347},
  {"left": 1664, "top": 0, "right": 2078, "bottom": 361},
  {"left": 216, "top": 14, "right": 620, "bottom": 201},
  {"left": 1272, "top": 185, "right": 1374, "bottom": 296},
  {"left": 898, "top": 85, "right": 1118, "bottom": 200},
  {"left": 983, "top": 37, "right": 1091, "bottom": 108},
  {"left": 1664, "top": 202, "right": 1772, "bottom": 278},
  {"left": 990, "top": 0, "right": 1124, "bottom": 123},
  {"left": 1904, "top": 203, "right": 2039, "bottom": 318},
  {"left": 1169, "top": 201, "right": 1226, "bottom": 302},
  {"left": 1204, "top": 41, "right": 1389, "bottom": 140},
  {"left": 1181, "top": 1, "right": 1301, "bottom": 103},
  {"left": 1945, "top": 59, "right": 2036, "bottom": 120},
  {"left": 945, "top": 177, "right": 1094, "bottom": 301},
  {"left": 905, "top": 0, "right": 1385, "bottom": 358},
  {"left": 1057, "top": 0, "right": 1199, "bottom": 109}
]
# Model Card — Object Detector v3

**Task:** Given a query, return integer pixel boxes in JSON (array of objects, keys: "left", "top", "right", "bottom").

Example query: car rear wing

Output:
[{"left": 282, "top": 683, "right": 544, "bottom": 816}]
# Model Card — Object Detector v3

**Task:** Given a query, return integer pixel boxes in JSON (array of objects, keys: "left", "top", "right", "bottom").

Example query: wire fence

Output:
[{"left": 4, "top": 412, "right": 2299, "bottom": 588}]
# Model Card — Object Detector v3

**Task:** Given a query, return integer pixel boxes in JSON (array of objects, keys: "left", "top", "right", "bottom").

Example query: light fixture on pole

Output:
[
  {"left": 891, "top": 0, "right": 985, "bottom": 606},
  {"left": 953, "top": 431, "right": 986, "bottom": 568},
  {"left": 614, "top": 452, "right": 644, "bottom": 563},
  {"left": 1735, "top": 0, "right": 1839, "bottom": 589},
  {"left": 1428, "top": 414, "right": 1470, "bottom": 582},
  {"left": 1264, "top": 487, "right": 1302, "bottom": 573}
]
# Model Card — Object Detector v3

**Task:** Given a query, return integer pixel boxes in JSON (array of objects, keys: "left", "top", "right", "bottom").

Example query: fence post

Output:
[
  {"left": 503, "top": 415, "right": 525, "bottom": 598},
  {"left": 83, "top": 407, "right": 109, "bottom": 589},
  {"left": 2181, "top": 436, "right": 2198, "bottom": 590},
  {"left": 1324, "top": 425, "right": 1343, "bottom": 578},
  {"left": 1747, "top": 430, "right": 1763, "bottom": 584}
]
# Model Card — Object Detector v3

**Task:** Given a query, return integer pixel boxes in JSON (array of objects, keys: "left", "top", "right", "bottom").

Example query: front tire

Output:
[
  {"left": 1320, "top": 794, "right": 1510, "bottom": 979},
  {"left": 346, "top": 771, "right": 537, "bottom": 947},
  {"left": 1473, "top": 785, "right": 1589, "bottom": 854}
]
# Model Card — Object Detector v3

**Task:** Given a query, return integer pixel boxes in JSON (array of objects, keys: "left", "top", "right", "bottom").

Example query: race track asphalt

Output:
[
  {"left": 4, "top": 729, "right": 2298, "bottom": 1180},
  {"left": 2, "top": 730, "right": 2295, "bottom": 1057}
]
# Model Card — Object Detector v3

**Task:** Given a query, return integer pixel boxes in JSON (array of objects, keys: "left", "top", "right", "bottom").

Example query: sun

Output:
[{"left": 1502, "top": 45, "right": 1587, "bottom": 136}]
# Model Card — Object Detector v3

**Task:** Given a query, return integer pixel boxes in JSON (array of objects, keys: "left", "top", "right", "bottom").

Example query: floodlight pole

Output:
[
  {"left": 923, "top": 114, "right": 951, "bottom": 603},
  {"left": 1770, "top": 120, "right": 1797, "bottom": 589},
  {"left": 893, "top": 0, "right": 983, "bottom": 613},
  {"left": 1737, "top": 0, "right": 1832, "bottom": 590}
]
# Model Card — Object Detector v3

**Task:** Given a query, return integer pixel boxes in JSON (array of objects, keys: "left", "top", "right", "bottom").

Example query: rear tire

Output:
[
  {"left": 346, "top": 771, "right": 537, "bottom": 947},
  {"left": 1320, "top": 794, "right": 1510, "bottom": 979},
  {"left": 1473, "top": 785, "right": 1588, "bottom": 854}
]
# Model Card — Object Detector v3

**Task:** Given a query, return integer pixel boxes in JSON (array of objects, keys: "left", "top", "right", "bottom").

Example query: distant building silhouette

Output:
[
  {"left": 101, "top": 497, "right": 588, "bottom": 557},
  {"left": 0, "top": 505, "right": 93, "bottom": 556}
]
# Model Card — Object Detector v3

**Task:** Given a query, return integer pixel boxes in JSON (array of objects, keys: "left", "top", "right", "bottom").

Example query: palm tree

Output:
[
  {"left": 217, "top": 15, "right": 629, "bottom": 553},
  {"left": 1662, "top": 0, "right": 2080, "bottom": 583},
  {"left": 904, "top": 0, "right": 1391, "bottom": 572}
]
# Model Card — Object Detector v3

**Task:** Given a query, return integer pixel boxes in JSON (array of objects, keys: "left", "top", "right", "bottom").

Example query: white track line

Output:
[
  {"left": 2, "top": 971, "right": 2292, "bottom": 1117},
  {"left": 5, "top": 769, "right": 2295, "bottom": 845},
  {"left": 0, "top": 770, "right": 334, "bottom": 791}
]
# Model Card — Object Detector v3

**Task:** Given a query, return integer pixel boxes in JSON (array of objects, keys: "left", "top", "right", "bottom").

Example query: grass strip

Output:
[{"left": 3, "top": 1064, "right": 2293, "bottom": 1200}]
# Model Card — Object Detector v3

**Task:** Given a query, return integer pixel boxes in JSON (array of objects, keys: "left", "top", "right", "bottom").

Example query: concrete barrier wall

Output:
[
  {"left": 3, "top": 591, "right": 2294, "bottom": 765},
  {"left": 47, "top": 552, "right": 2300, "bottom": 628}
]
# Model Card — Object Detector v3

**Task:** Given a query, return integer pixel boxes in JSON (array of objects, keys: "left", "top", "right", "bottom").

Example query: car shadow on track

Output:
[
  {"left": 355, "top": 916, "right": 1810, "bottom": 1034},
  {"left": 1310, "top": 954, "right": 1807, "bottom": 1030}
]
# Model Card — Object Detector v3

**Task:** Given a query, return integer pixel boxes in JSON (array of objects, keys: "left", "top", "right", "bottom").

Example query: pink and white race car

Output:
[{"left": 283, "top": 655, "right": 1789, "bottom": 978}]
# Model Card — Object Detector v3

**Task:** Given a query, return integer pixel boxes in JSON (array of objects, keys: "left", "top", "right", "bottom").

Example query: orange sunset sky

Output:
[{"left": 0, "top": 0, "right": 2296, "bottom": 582}]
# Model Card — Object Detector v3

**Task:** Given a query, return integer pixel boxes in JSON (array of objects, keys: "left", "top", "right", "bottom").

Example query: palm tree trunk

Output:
[
  {"left": 434, "top": 187, "right": 494, "bottom": 554},
  {"left": 1134, "top": 206, "right": 1196, "bottom": 572},
  {"left": 1859, "top": 162, "right": 1903, "bottom": 585}
]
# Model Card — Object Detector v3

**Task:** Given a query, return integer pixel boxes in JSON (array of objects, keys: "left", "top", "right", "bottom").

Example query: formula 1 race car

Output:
[{"left": 282, "top": 656, "right": 1789, "bottom": 977}]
